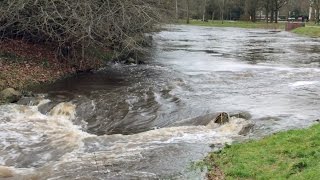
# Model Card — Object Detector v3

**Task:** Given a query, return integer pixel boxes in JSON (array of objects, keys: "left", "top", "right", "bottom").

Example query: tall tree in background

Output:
[
  {"left": 203, "top": 0, "right": 208, "bottom": 21},
  {"left": 274, "top": 0, "right": 289, "bottom": 23},
  {"left": 176, "top": 0, "right": 179, "bottom": 19},
  {"left": 218, "top": 0, "right": 226, "bottom": 23},
  {"left": 187, "top": 0, "right": 190, "bottom": 24},
  {"left": 311, "top": 0, "right": 320, "bottom": 23},
  {"left": 264, "top": 0, "right": 271, "bottom": 23},
  {"left": 182, "top": 0, "right": 294, "bottom": 24},
  {"left": 245, "top": 0, "right": 259, "bottom": 22}
]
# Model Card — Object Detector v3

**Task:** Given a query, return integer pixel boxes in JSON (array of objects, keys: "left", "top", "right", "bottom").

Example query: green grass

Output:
[
  {"left": 178, "top": 20, "right": 320, "bottom": 37},
  {"left": 292, "top": 26, "right": 320, "bottom": 37},
  {"left": 178, "top": 20, "right": 285, "bottom": 30},
  {"left": 203, "top": 124, "right": 320, "bottom": 179}
]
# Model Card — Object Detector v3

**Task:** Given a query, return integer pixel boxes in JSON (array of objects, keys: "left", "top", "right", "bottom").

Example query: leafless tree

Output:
[
  {"left": 218, "top": 0, "right": 226, "bottom": 24},
  {"left": 311, "top": 0, "right": 320, "bottom": 23},
  {"left": 203, "top": 0, "right": 208, "bottom": 21},
  {"left": 245, "top": 0, "right": 259, "bottom": 22},
  {"left": 186, "top": 0, "right": 190, "bottom": 24},
  {"left": 274, "top": 0, "right": 288, "bottom": 23},
  {"left": 264, "top": 0, "right": 271, "bottom": 23},
  {"left": 176, "top": 0, "right": 179, "bottom": 19},
  {"left": 0, "top": 0, "right": 169, "bottom": 62}
]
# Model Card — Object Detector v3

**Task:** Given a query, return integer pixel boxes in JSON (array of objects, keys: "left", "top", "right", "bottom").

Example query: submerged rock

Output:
[
  {"left": 214, "top": 112, "right": 230, "bottom": 124},
  {"left": 205, "top": 112, "right": 254, "bottom": 136},
  {"left": 126, "top": 57, "right": 136, "bottom": 64},
  {"left": 216, "top": 117, "right": 254, "bottom": 136},
  {"left": 124, "top": 57, "right": 145, "bottom": 65},
  {"left": 49, "top": 102, "right": 76, "bottom": 119},
  {"left": 17, "top": 97, "right": 42, "bottom": 106},
  {"left": 38, "top": 102, "right": 59, "bottom": 115},
  {"left": 230, "top": 111, "right": 252, "bottom": 120},
  {"left": 238, "top": 121, "right": 255, "bottom": 135},
  {"left": 171, "top": 113, "right": 218, "bottom": 127},
  {"left": 21, "top": 91, "right": 35, "bottom": 97},
  {"left": 0, "top": 88, "right": 22, "bottom": 103}
]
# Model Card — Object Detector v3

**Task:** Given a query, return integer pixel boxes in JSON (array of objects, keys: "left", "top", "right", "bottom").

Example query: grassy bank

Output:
[
  {"left": 178, "top": 20, "right": 320, "bottom": 38},
  {"left": 292, "top": 26, "right": 320, "bottom": 37},
  {"left": 202, "top": 124, "right": 320, "bottom": 179},
  {"left": 178, "top": 20, "right": 285, "bottom": 30}
]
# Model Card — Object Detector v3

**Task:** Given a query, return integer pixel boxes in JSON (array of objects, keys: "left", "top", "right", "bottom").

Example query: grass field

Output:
[
  {"left": 178, "top": 20, "right": 286, "bottom": 30},
  {"left": 178, "top": 20, "right": 320, "bottom": 38},
  {"left": 292, "top": 26, "right": 320, "bottom": 37},
  {"left": 201, "top": 124, "right": 320, "bottom": 179}
]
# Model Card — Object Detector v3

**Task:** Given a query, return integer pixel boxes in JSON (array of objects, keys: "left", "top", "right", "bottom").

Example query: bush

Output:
[{"left": 0, "top": 0, "right": 166, "bottom": 61}]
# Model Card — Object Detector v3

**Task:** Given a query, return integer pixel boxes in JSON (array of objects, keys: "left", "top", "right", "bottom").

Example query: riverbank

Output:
[
  {"left": 292, "top": 26, "right": 320, "bottom": 37},
  {"left": 179, "top": 20, "right": 285, "bottom": 30},
  {"left": 0, "top": 40, "right": 105, "bottom": 103},
  {"left": 180, "top": 20, "right": 320, "bottom": 38},
  {"left": 202, "top": 123, "right": 320, "bottom": 179}
]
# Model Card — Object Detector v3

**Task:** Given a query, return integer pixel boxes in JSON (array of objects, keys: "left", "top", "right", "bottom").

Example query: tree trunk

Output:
[
  {"left": 274, "top": 0, "right": 278, "bottom": 23},
  {"left": 186, "top": 0, "right": 190, "bottom": 24},
  {"left": 270, "top": 0, "right": 274, "bottom": 23},
  {"left": 316, "top": 0, "right": 320, "bottom": 24},
  {"left": 317, "top": 7, "right": 320, "bottom": 24},
  {"left": 175, "top": 0, "right": 178, "bottom": 19},
  {"left": 266, "top": 1, "right": 269, "bottom": 23},
  {"left": 222, "top": 0, "right": 225, "bottom": 24},
  {"left": 260, "top": 10, "right": 262, "bottom": 21},
  {"left": 202, "top": 0, "right": 207, "bottom": 21},
  {"left": 309, "top": 6, "right": 313, "bottom": 21}
]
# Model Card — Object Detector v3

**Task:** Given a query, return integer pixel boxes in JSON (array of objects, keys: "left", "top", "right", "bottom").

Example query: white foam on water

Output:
[
  {"left": 0, "top": 165, "right": 38, "bottom": 179},
  {"left": 0, "top": 103, "right": 93, "bottom": 168},
  {"left": 0, "top": 100, "right": 253, "bottom": 179},
  {"left": 49, "top": 102, "right": 76, "bottom": 119},
  {"left": 41, "top": 117, "right": 252, "bottom": 179},
  {"left": 289, "top": 81, "right": 319, "bottom": 87}
]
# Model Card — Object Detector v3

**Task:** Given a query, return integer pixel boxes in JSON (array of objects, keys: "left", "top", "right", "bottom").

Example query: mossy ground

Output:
[{"left": 200, "top": 124, "right": 320, "bottom": 179}]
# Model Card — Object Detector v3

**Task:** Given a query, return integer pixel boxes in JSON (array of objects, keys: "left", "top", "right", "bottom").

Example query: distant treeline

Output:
[{"left": 168, "top": 0, "right": 314, "bottom": 23}]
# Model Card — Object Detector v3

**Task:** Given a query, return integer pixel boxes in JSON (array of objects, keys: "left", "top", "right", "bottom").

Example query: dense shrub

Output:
[{"left": 0, "top": 0, "right": 166, "bottom": 60}]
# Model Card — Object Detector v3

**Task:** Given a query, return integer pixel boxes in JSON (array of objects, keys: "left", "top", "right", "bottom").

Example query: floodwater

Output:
[{"left": 1, "top": 25, "right": 320, "bottom": 179}]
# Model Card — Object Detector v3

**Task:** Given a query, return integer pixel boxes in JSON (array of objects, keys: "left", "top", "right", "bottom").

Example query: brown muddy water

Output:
[{"left": 1, "top": 25, "right": 320, "bottom": 179}]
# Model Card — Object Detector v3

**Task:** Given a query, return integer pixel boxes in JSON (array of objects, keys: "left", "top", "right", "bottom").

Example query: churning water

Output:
[{"left": 1, "top": 25, "right": 320, "bottom": 179}]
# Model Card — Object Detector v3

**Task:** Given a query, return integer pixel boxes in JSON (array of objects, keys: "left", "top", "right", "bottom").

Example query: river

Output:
[{"left": 1, "top": 25, "right": 320, "bottom": 179}]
